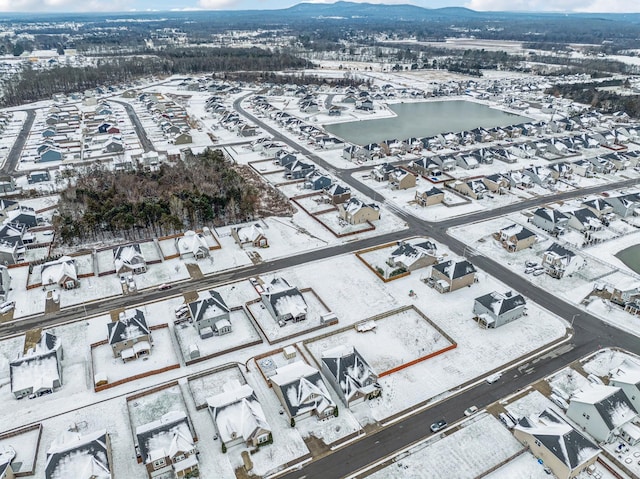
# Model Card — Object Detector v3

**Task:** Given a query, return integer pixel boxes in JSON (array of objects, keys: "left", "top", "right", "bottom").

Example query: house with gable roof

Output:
[
  {"left": 567, "top": 384, "right": 640, "bottom": 444},
  {"left": 430, "top": 259, "right": 476, "bottom": 293},
  {"left": 321, "top": 345, "right": 381, "bottom": 407},
  {"left": 388, "top": 168, "right": 416, "bottom": 190},
  {"left": 269, "top": 361, "right": 336, "bottom": 421},
  {"left": 605, "top": 193, "right": 640, "bottom": 218},
  {"left": 566, "top": 208, "right": 604, "bottom": 232},
  {"left": 40, "top": 256, "right": 79, "bottom": 290},
  {"left": 0, "top": 447, "right": 15, "bottom": 479},
  {"left": 135, "top": 411, "right": 199, "bottom": 479},
  {"left": 473, "top": 291, "right": 527, "bottom": 328},
  {"left": 113, "top": 244, "right": 147, "bottom": 276},
  {"left": 495, "top": 224, "right": 537, "bottom": 252},
  {"left": 10, "top": 328, "right": 63, "bottom": 399},
  {"left": 207, "top": 380, "right": 272, "bottom": 448},
  {"left": 610, "top": 359, "right": 640, "bottom": 414},
  {"left": 514, "top": 408, "right": 600, "bottom": 479},
  {"left": 107, "top": 309, "right": 152, "bottom": 361},
  {"left": 175, "top": 230, "right": 209, "bottom": 260},
  {"left": 541, "top": 243, "right": 584, "bottom": 279},
  {"left": 338, "top": 198, "right": 380, "bottom": 225},
  {"left": 325, "top": 184, "right": 351, "bottom": 205},
  {"left": 188, "top": 290, "right": 231, "bottom": 339},
  {"left": 531, "top": 207, "right": 569, "bottom": 235},
  {"left": 45, "top": 429, "right": 112, "bottom": 479},
  {"left": 387, "top": 240, "right": 438, "bottom": 271},
  {"left": 415, "top": 187, "right": 445, "bottom": 207},
  {"left": 231, "top": 224, "right": 268, "bottom": 248},
  {"left": 261, "top": 277, "right": 307, "bottom": 324}
]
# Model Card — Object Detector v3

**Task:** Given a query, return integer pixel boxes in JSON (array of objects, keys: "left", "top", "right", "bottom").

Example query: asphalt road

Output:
[
  {"left": 233, "top": 95, "right": 640, "bottom": 479},
  {"left": 111, "top": 99, "right": 155, "bottom": 152},
  {"left": 1, "top": 108, "right": 36, "bottom": 174}
]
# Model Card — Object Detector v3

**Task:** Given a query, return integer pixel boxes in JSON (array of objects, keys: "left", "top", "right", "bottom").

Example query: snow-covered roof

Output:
[
  {"left": 135, "top": 411, "right": 194, "bottom": 464},
  {"left": 262, "top": 277, "right": 307, "bottom": 319},
  {"left": 107, "top": 309, "right": 149, "bottom": 345},
  {"left": 432, "top": 259, "right": 476, "bottom": 280},
  {"left": 515, "top": 409, "right": 599, "bottom": 471},
  {"left": 571, "top": 384, "right": 638, "bottom": 431},
  {"left": 321, "top": 346, "right": 380, "bottom": 403},
  {"left": 499, "top": 224, "right": 536, "bottom": 241},
  {"left": 389, "top": 240, "right": 437, "bottom": 268},
  {"left": 113, "top": 243, "right": 145, "bottom": 271},
  {"left": 475, "top": 291, "right": 526, "bottom": 317},
  {"left": 45, "top": 429, "right": 111, "bottom": 479},
  {"left": 41, "top": 256, "right": 77, "bottom": 286},
  {"left": 270, "top": 361, "right": 335, "bottom": 417},
  {"left": 176, "top": 230, "right": 208, "bottom": 257},
  {"left": 234, "top": 224, "right": 265, "bottom": 243},
  {"left": 207, "top": 383, "right": 271, "bottom": 444},
  {"left": 610, "top": 359, "right": 640, "bottom": 388},
  {"left": 188, "top": 289, "right": 229, "bottom": 323}
]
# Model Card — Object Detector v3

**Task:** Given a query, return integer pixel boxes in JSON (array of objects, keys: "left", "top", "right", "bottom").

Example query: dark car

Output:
[{"left": 430, "top": 419, "right": 447, "bottom": 433}]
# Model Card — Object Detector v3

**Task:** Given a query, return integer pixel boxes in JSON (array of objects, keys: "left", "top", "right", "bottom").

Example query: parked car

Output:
[
  {"left": 499, "top": 412, "right": 516, "bottom": 429},
  {"left": 525, "top": 261, "right": 538, "bottom": 268},
  {"left": 430, "top": 419, "right": 447, "bottom": 433},
  {"left": 464, "top": 406, "right": 479, "bottom": 417},
  {"left": 524, "top": 268, "right": 535, "bottom": 274},
  {"left": 533, "top": 269, "right": 545, "bottom": 276},
  {"left": 0, "top": 301, "right": 15, "bottom": 314},
  {"left": 486, "top": 372, "right": 502, "bottom": 384},
  {"left": 158, "top": 283, "right": 172, "bottom": 291},
  {"left": 549, "top": 394, "right": 569, "bottom": 410}
]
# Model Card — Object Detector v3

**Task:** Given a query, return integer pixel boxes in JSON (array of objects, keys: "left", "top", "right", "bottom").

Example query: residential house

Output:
[
  {"left": 514, "top": 409, "right": 600, "bottom": 479},
  {"left": 566, "top": 208, "right": 603, "bottom": 232},
  {"left": 113, "top": 244, "right": 147, "bottom": 276},
  {"left": 495, "top": 224, "right": 537, "bottom": 252},
  {"left": 284, "top": 160, "right": 315, "bottom": 180},
  {"left": 0, "top": 265, "right": 10, "bottom": 302},
  {"left": 261, "top": 277, "right": 307, "bottom": 324},
  {"left": 0, "top": 176, "right": 16, "bottom": 194},
  {"left": 387, "top": 240, "right": 438, "bottom": 271},
  {"left": 567, "top": 384, "right": 640, "bottom": 444},
  {"left": 610, "top": 360, "right": 640, "bottom": 414},
  {"left": 571, "top": 160, "right": 596, "bottom": 178},
  {"left": 27, "top": 170, "right": 51, "bottom": 184},
  {"left": 582, "top": 198, "right": 614, "bottom": 219},
  {"left": 430, "top": 155, "right": 457, "bottom": 171},
  {"left": 541, "top": 243, "right": 584, "bottom": 279},
  {"left": 10, "top": 329, "right": 63, "bottom": 399},
  {"left": 45, "top": 430, "right": 112, "bottom": 479},
  {"left": 107, "top": 309, "right": 152, "bottom": 361},
  {"left": 473, "top": 291, "right": 527, "bottom": 328},
  {"left": 549, "top": 162, "right": 573, "bottom": 181},
  {"left": 482, "top": 174, "right": 510, "bottom": 194},
  {"left": 338, "top": 198, "right": 380, "bottom": 225},
  {"left": 325, "top": 184, "right": 351, "bottom": 205},
  {"left": 371, "top": 163, "right": 396, "bottom": 182},
  {"left": 175, "top": 231, "right": 209, "bottom": 260},
  {"left": 415, "top": 187, "right": 445, "bottom": 207},
  {"left": 135, "top": 411, "right": 199, "bottom": 479},
  {"left": 531, "top": 207, "right": 569, "bottom": 235},
  {"left": 321, "top": 345, "right": 382, "bottom": 407},
  {"left": 40, "top": 256, "right": 79, "bottom": 290},
  {"left": 270, "top": 361, "right": 336, "bottom": 421},
  {"left": 305, "top": 173, "right": 332, "bottom": 191},
  {"left": 455, "top": 152, "right": 480, "bottom": 170},
  {"left": 174, "top": 133, "right": 192, "bottom": 145},
  {"left": 207, "top": 381, "right": 272, "bottom": 448},
  {"left": 449, "top": 179, "right": 487, "bottom": 200},
  {"left": 605, "top": 194, "right": 640, "bottom": 218},
  {"left": 388, "top": 168, "right": 416, "bottom": 190},
  {"left": 188, "top": 290, "right": 231, "bottom": 339},
  {"left": 430, "top": 259, "right": 477, "bottom": 293},
  {"left": 523, "top": 166, "right": 550, "bottom": 186},
  {"left": 0, "top": 224, "right": 27, "bottom": 265},
  {"left": 38, "top": 148, "right": 63, "bottom": 163},
  {"left": 231, "top": 224, "right": 268, "bottom": 248}
]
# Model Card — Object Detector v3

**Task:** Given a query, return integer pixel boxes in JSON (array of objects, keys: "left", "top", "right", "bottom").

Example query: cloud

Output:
[
  {"left": 198, "top": 0, "right": 241, "bottom": 9},
  {"left": 464, "top": 0, "right": 640, "bottom": 13},
  {"left": 0, "top": 0, "right": 131, "bottom": 11}
]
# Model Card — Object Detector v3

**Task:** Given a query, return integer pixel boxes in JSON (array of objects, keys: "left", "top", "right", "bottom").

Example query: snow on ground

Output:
[
  {"left": 367, "top": 414, "right": 524, "bottom": 479},
  {"left": 127, "top": 384, "right": 187, "bottom": 432},
  {"left": 305, "top": 308, "right": 451, "bottom": 374},
  {"left": 503, "top": 390, "right": 557, "bottom": 420},
  {"left": 92, "top": 326, "right": 179, "bottom": 385},
  {"left": 581, "top": 348, "right": 639, "bottom": 378},
  {"left": 547, "top": 367, "right": 591, "bottom": 400},
  {"left": 483, "top": 452, "right": 552, "bottom": 479},
  {"left": 0, "top": 425, "right": 40, "bottom": 474},
  {"left": 174, "top": 308, "right": 261, "bottom": 363},
  {"left": 187, "top": 365, "right": 246, "bottom": 409}
]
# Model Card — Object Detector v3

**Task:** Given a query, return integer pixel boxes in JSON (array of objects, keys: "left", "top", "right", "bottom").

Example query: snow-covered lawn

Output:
[
  {"left": 314, "top": 210, "right": 375, "bottom": 235},
  {"left": 91, "top": 326, "right": 179, "bottom": 387},
  {"left": 247, "top": 289, "right": 330, "bottom": 344},
  {"left": 503, "top": 389, "right": 557, "bottom": 420},
  {"left": 366, "top": 414, "right": 524, "bottom": 479},
  {"left": 127, "top": 383, "right": 188, "bottom": 432},
  {"left": 547, "top": 367, "right": 591, "bottom": 401},
  {"left": 187, "top": 365, "right": 247, "bottom": 409},
  {"left": 483, "top": 452, "right": 552, "bottom": 479},
  {"left": 174, "top": 308, "right": 261, "bottom": 363},
  {"left": 305, "top": 307, "right": 453, "bottom": 374},
  {"left": 0, "top": 425, "right": 40, "bottom": 474}
]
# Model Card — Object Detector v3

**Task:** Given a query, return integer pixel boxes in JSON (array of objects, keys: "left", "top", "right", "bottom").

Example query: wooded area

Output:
[
  {"left": 546, "top": 80, "right": 640, "bottom": 117},
  {"left": 54, "top": 149, "right": 294, "bottom": 244}
]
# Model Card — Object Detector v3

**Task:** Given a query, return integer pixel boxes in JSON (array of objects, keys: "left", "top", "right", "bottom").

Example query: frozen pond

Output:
[
  {"left": 616, "top": 243, "right": 640, "bottom": 274},
  {"left": 324, "top": 100, "right": 531, "bottom": 146}
]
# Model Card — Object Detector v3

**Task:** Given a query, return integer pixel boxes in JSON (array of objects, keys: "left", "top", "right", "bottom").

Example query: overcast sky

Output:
[{"left": 0, "top": 0, "right": 637, "bottom": 13}]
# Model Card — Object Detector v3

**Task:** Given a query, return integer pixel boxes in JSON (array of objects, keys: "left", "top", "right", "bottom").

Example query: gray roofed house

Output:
[
  {"left": 321, "top": 345, "right": 381, "bottom": 407},
  {"left": 40, "top": 256, "right": 79, "bottom": 290},
  {"left": 188, "top": 290, "right": 231, "bottom": 338},
  {"left": 387, "top": 240, "right": 438, "bottom": 271},
  {"left": 0, "top": 265, "right": 11, "bottom": 302},
  {"left": 175, "top": 230, "right": 209, "bottom": 260},
  {"left": 45, "top": 429, "right": 112, "bottom": 479},
  {"left": 107, "top": 309, "right": 152, "bottom": 361},
  {"left": 207, "top": 381, "right": 272, "bottom": 448},
  {"left": 338, "top": 197, "right": 380, "bottom": 225},
  {"left": 10, "top": 329, "right": 63, "bottom": 399},
  {"left": 135, "top": 411, "right": 199, "bottom": 479},
  {"left": 113, "top": 243, "right": 147, "bottom": 276},
  {"left": 582, "top": 198, "right": 614, "bottom": 218},
  {"left": 430, "top": 259, "right": 477, "bottom": 293},
  {"left": 514, "top": 409, "right": 600, "bottom": 479},
  {"left": 473, "top": 290, "right": 527, "bottom": 328},
  {"left": 270, "top": 361, "right": 336, "bottom": 421},
  {"left": 605, "top": 193, "right": 640, "bottom": 218},
  {"left": 566, "top": 208, "right": 603, "bottom": 233},
  {"left": 567, "top": 384, "right": 640, "bottom": 444},
  {"left": 415, "top": 187, "right": 445, "bottom": 207},
  {"left": 531, "top": 207, "right": 569, "bottom": 235},
  {"left": 261, "top": 277, "right": 307, "bottom": 324},
  {"left": 609, "top": 360, "right": 640, "bottom": 415},
  {"left": 325, "top": 183, "right": 351, "bottom": 205},
  {"left": 495, "top": 224, "right": 537, "bottom": 252},
  {"left": 542, "top": 243, "right": 584, "bottom": 279}
]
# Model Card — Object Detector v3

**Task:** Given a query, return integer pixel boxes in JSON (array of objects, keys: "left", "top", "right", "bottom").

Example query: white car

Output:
[{"left": 464, "top": 406, "right": 479, "bottom": 417}]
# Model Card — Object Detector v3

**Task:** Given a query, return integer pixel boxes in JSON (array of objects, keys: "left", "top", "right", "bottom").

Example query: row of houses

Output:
[{"left": 136, "top": 92, "right": 193, "bottom": 145}]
